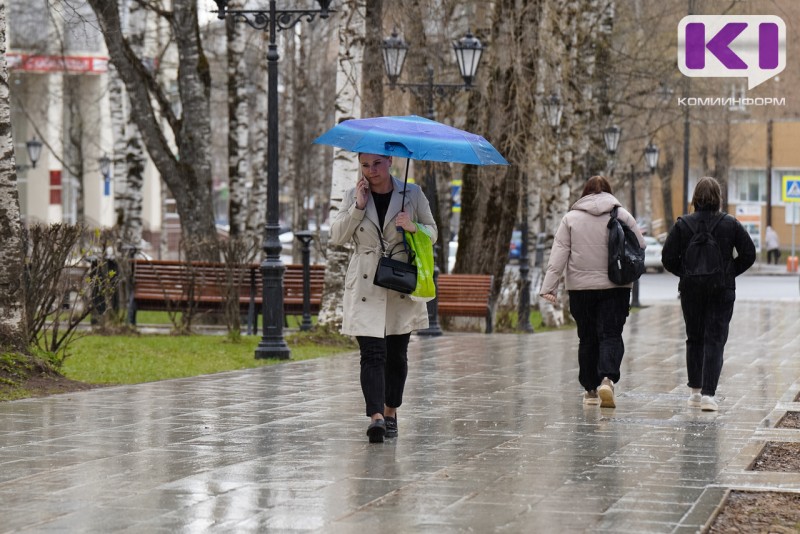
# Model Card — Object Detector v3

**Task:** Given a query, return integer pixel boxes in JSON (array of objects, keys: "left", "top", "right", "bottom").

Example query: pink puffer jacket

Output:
[{"left": 540, "top": 192, "right": 646, "bottom": 294}]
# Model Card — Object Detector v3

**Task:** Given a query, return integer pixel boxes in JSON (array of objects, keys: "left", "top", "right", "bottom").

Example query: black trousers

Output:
[
  {"left": 681, "top": 289, "right": 735, "bottom": 396},
  {"left": 356, "top": 333, "right": 410, "bottom": 417},
  {"left": 569, "top": 288, "right": 631, "bottom": 391},
  {"left": 767, "top": 248, "right": 781, "bottom": 265}
]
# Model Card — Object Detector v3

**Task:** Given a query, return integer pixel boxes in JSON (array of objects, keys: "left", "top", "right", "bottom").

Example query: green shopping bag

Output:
[{"left": 405, "top": 223, "right": 436, "bottom": 302}]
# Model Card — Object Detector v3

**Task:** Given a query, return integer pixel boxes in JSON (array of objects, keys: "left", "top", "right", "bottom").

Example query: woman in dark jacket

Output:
[{"left": 661, "top": 176, "right": 756, "bottom": 412}]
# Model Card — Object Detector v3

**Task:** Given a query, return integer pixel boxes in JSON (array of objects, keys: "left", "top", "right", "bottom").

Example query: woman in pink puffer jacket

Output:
[{"left": 539, "top": 175, "right": 645, "bottom": 409}]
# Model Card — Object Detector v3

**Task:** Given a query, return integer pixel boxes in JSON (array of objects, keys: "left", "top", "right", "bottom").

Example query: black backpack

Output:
[
  {"left": 607, "top": 206, "right": 646, "bottom": 285},
  {"left": 679, "top": 214, "right": 727, "bottom": 291}
]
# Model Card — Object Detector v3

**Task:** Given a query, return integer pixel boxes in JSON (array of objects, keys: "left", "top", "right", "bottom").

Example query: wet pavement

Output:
[{"left": 2, "top": 301, "right": 800, "bottom": 533}]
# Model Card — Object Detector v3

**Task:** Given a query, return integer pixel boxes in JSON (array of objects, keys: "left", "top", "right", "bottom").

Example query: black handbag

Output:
[{"left": 374, "top": 239, "right": 417, "bottom": 294}]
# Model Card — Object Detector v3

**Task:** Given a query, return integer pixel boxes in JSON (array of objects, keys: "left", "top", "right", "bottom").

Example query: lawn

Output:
[{"left": 61, "top": 331, "right": 354, "bottom": 385}]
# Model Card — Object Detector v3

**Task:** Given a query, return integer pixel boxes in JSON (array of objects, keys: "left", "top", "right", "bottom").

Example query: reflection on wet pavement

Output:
[{"left": 1, "top": 301, "right": 799, "bottom": 532}]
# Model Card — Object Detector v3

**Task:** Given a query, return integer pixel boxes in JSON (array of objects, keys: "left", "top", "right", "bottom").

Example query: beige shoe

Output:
[
  {"left": 598, "top": 377, "right": 615, "bottom": 408},
  {"left": 688, "top": 388, "right": 702, "bottom": 407},
  {"left": 700, "top": 395, "right": 718, "bottom": 412},
  {"left": 583, "top": 390, "right": 600, "bottom": 406}
]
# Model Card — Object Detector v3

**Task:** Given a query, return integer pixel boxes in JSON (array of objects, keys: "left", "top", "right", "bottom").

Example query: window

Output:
[{"left": 729, "top": 169, "right": 766, "bottom": 203}]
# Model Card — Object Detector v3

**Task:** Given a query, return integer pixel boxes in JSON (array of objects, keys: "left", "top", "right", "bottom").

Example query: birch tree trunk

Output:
[
  {"left": 88, "top": 0, "right": 218, "bottom": 253},
  {"left": 0, "top": 3, "right": 27, "bottom": 351},
  {"left": 245, "top": 32, "right": 268, "bottom": 244},
  {"left": 112, "top": 0, "right": 147, "bottom": 249},
  {"left": 317, "top": 0, "right": 365, "bottom": 329},
  {"left": 457, "top": 0, "right": 541, "bottom": 309},
  {"left": 227, "top": 17, "right": 249, "bottom": 237}
]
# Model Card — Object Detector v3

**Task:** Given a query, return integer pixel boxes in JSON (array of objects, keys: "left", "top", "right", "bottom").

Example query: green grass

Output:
[
  {"left": 132, "top": 310, "right": 315, "bottom": 328},
  {"left": 493, "top": 309, "right": 575, "bottom": 333},
  {"left": 62, "top": 334, "right": 353, "bottom": 385}
]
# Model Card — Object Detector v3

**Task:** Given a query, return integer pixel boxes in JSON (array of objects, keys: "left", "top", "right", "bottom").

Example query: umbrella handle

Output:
[{"left": 396, "top": 159, "right": 410, "bottom": 233}]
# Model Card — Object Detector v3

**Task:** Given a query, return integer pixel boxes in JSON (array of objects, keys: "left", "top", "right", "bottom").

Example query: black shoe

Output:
[
  {"left": 384, "top": 416, "right": 398, "bottom": 438},
  {"left": 366, "top": 419, "right": 385, "bottom": 443}
]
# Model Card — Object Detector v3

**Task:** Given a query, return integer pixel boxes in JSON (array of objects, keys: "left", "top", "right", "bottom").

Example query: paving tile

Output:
[{"left": 1, "top": 301, "right": 799, "bottom": 532}]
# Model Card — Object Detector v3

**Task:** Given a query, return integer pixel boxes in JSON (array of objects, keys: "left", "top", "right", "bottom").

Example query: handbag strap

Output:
[{"left": 371, "top": 219, "right": 414, "bottom": 262}]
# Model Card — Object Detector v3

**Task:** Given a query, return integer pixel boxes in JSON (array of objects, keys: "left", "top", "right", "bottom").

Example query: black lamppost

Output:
[
  {"left": 605, "top": 128, "right": 660, "bottom": 308},
  {"left": 16, "top": 136, "right": 43, "bottom": 171},
  {"left": 382, "top": 29, "right": 484, "bottom": 337},
  {"left": 627, "top": 143, "right": 659, "bottom": 308},
  {"left": 213, "top": 0, "right": 333, "bottom": 360},
  {"left": 294, "top": 230, "right": 314, "bottom": 332}
]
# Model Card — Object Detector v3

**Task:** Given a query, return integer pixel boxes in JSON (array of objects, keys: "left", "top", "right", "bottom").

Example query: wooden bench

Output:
[
  {"left": 251, "top": 263, "right": 326, "bottom": 318},
  {"left": 129, "top": 259, "right": 324, "bottom": 332},
  {"left": 436, "top": 273, "right": 494, "bottom": 333}
]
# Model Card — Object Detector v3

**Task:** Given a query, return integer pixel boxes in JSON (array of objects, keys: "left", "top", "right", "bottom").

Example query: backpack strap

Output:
[
  {"left": 680, "top": 212, "right": 726, "bottom": 236},
  {"left": 707, "top": 212, "right": 726, "bottom": 234}
]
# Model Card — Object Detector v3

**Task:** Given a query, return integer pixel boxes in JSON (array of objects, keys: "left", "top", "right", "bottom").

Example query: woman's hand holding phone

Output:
[{"left": 355, "top": 176, "right": 369, "bottom": 210}]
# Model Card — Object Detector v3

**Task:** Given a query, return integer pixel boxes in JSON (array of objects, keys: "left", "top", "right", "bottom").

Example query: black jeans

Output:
[
  {"left": 681, "top": 289, "right": 735, "bottom": 396},
  {"left": 767, "top": 248, "right": 781, "bottom": 265},
  {"left": 569, "top": 288, "right": 631, "bottom": 391},
  {"left": 356, "top": 333, "right": 410, "bottom": 417}
]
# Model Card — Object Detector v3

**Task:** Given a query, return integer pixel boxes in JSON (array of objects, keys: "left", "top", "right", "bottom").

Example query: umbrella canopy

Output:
[{"left": 313, "top": 115, "right": 509, "bottom": 166}]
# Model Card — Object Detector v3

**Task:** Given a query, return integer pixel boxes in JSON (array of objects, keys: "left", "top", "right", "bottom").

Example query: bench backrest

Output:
[
  {"left": 132, "top": 260, "right": 325, "bottom": 305},
  {"left": 132, "top": 260, "right": 253, "bottom": 302},
  {"left": 437, "top": 274, "right": 493, "bottom": 309},
  {"left": 252, "top": 264, "right": 326, "bottom": 306}
]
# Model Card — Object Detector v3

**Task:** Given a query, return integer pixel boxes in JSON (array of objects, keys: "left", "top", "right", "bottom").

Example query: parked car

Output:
[
  {"left": 644, "top": 236, "right": 664, "bottom": 272},
  {"left": 447, "top": 239, "right": 458, "bottom": 273}
]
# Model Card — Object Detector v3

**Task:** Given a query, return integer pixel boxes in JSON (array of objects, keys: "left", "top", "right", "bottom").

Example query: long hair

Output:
[
  {"left": 581, "top": 175, "right": 613, "bottom": 197},
  {"left": 692, "top": 176, "right": 722, "bottom": 212}
]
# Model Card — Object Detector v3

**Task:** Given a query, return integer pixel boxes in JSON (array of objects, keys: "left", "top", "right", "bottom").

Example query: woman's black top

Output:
[{"left": 372, "top": 190, "right": 393, "bottom": 229}]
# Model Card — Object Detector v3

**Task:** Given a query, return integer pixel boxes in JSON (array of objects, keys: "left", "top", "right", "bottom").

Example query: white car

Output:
[
  {"left": 447, "top": 240, "right": 458, "bottom": 273},
  {"left": 643, "top": 236, "right": 664, "bottom": 272}
]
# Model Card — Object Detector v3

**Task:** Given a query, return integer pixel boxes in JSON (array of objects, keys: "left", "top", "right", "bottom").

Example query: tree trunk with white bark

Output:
[
  {"left": 0, "top": 3, "right": 28, "bottom": 351},
  {"left": 317, "top": 0, "right": 366, "bottom": 329}
]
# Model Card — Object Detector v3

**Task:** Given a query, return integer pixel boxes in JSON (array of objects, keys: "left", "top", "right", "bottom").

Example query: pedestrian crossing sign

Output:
[{"left": 783, "top": 176, "right": 800, "bottom": 202}]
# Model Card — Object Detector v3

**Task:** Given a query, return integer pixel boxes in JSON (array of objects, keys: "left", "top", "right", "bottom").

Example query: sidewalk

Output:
[
  {"left": 1, "top": 301, "right": 800, "bottom": 533},
  {"left": 745, "top": 260, "right": 799, "bottom": 275}
]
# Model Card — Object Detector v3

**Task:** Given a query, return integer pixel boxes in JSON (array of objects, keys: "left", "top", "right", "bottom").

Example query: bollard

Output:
[{"left": 788, "top": 256, "right": 799, "bottom": 273}]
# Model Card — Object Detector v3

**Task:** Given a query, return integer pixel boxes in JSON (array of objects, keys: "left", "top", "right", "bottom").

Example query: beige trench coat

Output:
[{"left": 329, "top": 176, "right": 438, "bottom": 338}]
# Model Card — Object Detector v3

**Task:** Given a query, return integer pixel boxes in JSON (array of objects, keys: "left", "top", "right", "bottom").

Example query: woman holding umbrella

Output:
[{"left": 329, "top": 153, "right": 437, "bottom": 443}]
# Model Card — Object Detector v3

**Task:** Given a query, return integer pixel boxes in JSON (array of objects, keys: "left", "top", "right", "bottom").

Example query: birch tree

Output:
[
  {"left": 245, "top": 31, "right": 268, "bottom": 243},
  {"left": 0, "top": 2, "right": 27, "bottom": 351},
  {"left": 109, "top": 0, "right": 146, "bottom": 248},
  {"left": 317, "top": 0, "right": 366, "bottom": 329},
  {"left": 226, "top": 16, "right": 250, "bottom": 237},
  {"left": 87, "top": 0, "right": 218, "bottom": 251}
]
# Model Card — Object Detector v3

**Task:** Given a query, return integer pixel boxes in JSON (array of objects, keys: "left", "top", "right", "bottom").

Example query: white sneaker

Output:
[
  {"left": 583, "top": 390, "right": 600, "bottom": 406},
  {"left": 598, "top": 378, "right": 615, "bottom": 408},
  {"left": 687, "top": 393, "right": 702, "bottom": 407},
  {"left": 700, "top": 395, "right": 718, "bottom": 412}
]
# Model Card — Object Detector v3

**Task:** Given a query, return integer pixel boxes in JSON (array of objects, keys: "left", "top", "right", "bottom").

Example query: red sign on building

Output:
[{"left": 7, "top": 53, "right": 108, "bottom": 74}]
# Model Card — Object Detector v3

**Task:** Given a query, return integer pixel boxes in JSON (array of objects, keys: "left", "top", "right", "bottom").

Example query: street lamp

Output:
[
  {"left": 99, "top": 153, "right": 112, "bottom": 196},
  {"left": 603, "top": 125, "right": 621, "bottom": 176},
  {"left": 16, "top": 136, "right": 43, "bottom": 171},
  {"left": 621, "top": 142, "right": 659, "bottom": 309},
  {"left": 382, "top": 28, "right": 484, "bottom": 337},
  {"left": 518, "top": 93, "right": 562, "bottom": 333},
  {"left": 642, "top": 140, "right": 660, "bottom": 234},
  {"left": 213, "top": 0, "right": 333, "bottom": 360},
  {"left": 543, "top": 93, "right": 563, "bottom": 133}
]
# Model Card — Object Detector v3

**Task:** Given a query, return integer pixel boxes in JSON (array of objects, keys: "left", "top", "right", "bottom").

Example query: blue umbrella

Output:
[{"left": 313, "top": 115, "right": 509, "bottom": 166}]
